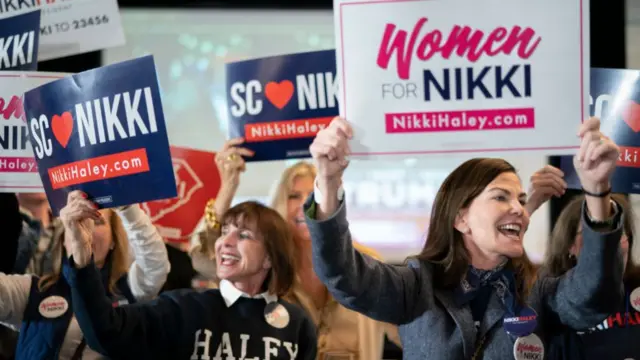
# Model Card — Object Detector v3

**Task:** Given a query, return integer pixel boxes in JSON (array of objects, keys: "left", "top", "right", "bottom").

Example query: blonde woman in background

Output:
[{"left": 190, "top": 138, "right": 401, "bottom": 360}]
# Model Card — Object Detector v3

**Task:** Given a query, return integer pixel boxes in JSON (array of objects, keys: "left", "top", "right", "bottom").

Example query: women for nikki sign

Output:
[
  {"left": 0, "top": 72, "right": 65, "bottom": 192},
  {"left": 226, "top": 50, "right": 338, "bottom": 162},
  {"left": 23, "top": 55, "right": 176, "bottom": 215},
  {"left": 334, "top": 0, "right": 590, "bottom": 158}
]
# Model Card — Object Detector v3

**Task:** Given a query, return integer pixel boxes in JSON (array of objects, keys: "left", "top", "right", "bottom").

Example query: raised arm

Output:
[
  {"left": 190, "top": 137, "right": 253, "bottom": 278},
  {"left": 61, "top": 191, "right": 181, "bottom": 358},
  {"left": 63, "top": 258, "right": 182, "bottom": 359},
  {"left": 538, "top": 117, "right": 624, "bottom": 328},
  {"left": 305, "top": 117, "right": 422, "bottom": 325},
  {"left": 118, "top": 205, "right": 170, "bottom": 301},
  {"left": 539, "top": 201, "right": 624, "bottom": 329}
]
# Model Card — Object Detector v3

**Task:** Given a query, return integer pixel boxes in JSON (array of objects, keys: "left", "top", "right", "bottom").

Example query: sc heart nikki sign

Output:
[
  {"left": 22, "top": 55, "right": 177, "bottom": 215},
  {"left": 225, "top": 49, "right": 338, "bottom": 162},
  {"left": 559, "top": 67, "right": 640, "bottom": 195}
]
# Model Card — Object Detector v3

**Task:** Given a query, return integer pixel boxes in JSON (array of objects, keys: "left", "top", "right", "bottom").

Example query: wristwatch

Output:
[{"left": 313, "top": 178, "right": 345, "bottom": 203}]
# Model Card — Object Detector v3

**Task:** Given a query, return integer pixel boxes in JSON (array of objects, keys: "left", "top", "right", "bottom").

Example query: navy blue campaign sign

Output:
[
  {"left": 23, "top": 55, "right": 177, "bottom": 215},
  {"left": 0, "top": 10, "right": 40, "bottom": 70},
  {"left": 226, "top": 49, "right": 338, "bottom": 162},
  {"left": 560, "top": 68, "right": 640, "bottom": 194}
]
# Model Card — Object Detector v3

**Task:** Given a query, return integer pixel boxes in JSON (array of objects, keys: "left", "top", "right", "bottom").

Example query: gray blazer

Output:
[{"left": 303, "top": 196, "right": 624, "bottom": 360}]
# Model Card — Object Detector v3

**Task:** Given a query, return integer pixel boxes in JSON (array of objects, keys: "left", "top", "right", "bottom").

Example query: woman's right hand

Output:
[
  {"left": 309, "top": 117, "right": 352, "bottom": 218},
  {"left": 59, "top": 191, "right": 101, "bottom": 268},
  {"left": 215, "top": 138, "right": 254, "bottom": 189},
  {"left": 310, "top": 117, "right": 352, "bottom": 186}
]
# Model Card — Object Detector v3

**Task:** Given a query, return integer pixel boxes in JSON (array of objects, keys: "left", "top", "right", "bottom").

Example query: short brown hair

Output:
[
  {"left": 220, "top": 201, "right": 296, "bottom": 297},
  {"left": 415, "top": 158, "right": 536, "bottom": 299},
  {"left": 541, "top": 194, "right": 640, "bottom": 286}
]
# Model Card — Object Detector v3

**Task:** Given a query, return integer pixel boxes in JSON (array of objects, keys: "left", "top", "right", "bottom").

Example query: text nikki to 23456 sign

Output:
[
  {"left": 23, "top": 55, "right": 176, "bottom": 215},
  {"left": 335, "top": 0, "right": 589, "bottom": 158},
  {"left": 226, "top": 50, "right": 338, "bottom": 162}
]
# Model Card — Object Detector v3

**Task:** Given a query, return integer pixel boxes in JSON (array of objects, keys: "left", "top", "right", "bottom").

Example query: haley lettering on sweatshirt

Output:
[{"left": 190, "top": 331, "right": 299, "bottom": 360}]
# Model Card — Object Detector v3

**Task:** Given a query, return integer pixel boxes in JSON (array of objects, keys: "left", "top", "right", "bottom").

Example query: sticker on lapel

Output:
[
  {"left": 513, "top": 334, "right": 544, "bottom": 360},
  {"left": 504, "top": 307, "right": 537, "bottom": 337},
  {"left": 39, "top": 296, "right": 69, "bottom": 319},
  {"left": 264, "top": 302, "right": 290, "bottom": 329},
  {"left": 630, "top": 287, "right": 640, "bottom": 312}
]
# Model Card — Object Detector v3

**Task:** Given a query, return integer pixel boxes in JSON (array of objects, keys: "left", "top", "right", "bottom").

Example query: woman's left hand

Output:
[{"left": 573, "top": 117, "right": 620, "bottom": 194}]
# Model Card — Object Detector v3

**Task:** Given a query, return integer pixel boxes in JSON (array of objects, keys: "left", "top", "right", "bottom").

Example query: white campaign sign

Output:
[
  {"left": 334, "top": 0, "right": 590, "bottom": 159},
  {"left": 0, "top": 72, "right": 65, "bottom": 192},
  {"left": 0, "top": 0, "right": 125, "bottom": 61}
]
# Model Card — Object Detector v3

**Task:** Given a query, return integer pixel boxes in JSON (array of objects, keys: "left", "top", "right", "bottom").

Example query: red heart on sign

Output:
[
  {"left": 621, "top": 100, "right": 640, "bottom": 133},
  {"left": 51, "top": 111, "right": 74, "bottom": 148},
  {"left": 265, "top": 80, "right": 294, "bottom": 109}
]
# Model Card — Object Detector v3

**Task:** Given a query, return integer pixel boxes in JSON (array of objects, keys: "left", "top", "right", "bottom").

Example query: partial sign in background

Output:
[
  {"left": 0, "top": 10, "right": 41, "bottom": 71},
  {"left": 23, "top": 55, "right": 176, "bottom": 215},
  {"left": 141, "top": 146, "right": 220, "bottom": 245},
  {"left": 0, "top": 0, "right": 125, "bottom": 61},
  {"left": 334, "top": 0, "right": 590, "bottom": 158},
  {"left": 0, "top": 72, "right": 66, "bottom": 192},
  {"left": 226, "top": 49, "right": 337, "bottom": 162},
  {"left": 560, "top": 68, "right": 640, "bottom": 194}
]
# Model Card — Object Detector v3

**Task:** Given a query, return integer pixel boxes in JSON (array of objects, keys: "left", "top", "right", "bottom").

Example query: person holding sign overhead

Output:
[
  {"left": 304, "top": 116, "right": 624, "bottom": 360},
  {"left": 524, "top": 177, "right": 640, "bottom": 360},
  {"left": 63, "top": 197, "right": 317, "bottom": 360},
  {"left": 0, "top": 191, "right": 170, "bottom": 360},
  {"left": 191, "top": 138, "right": 401, "bottom": 360}
]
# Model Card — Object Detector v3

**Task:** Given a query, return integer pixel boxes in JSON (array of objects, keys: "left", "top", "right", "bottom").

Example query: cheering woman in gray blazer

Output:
[{"left": 304, "top": 116, "right": 624, "bottom": 360}]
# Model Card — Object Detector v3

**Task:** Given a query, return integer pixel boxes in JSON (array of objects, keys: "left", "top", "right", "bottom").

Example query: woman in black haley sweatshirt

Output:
[{"left": 61, "top": 190, "right": 317, "bottom": 360}]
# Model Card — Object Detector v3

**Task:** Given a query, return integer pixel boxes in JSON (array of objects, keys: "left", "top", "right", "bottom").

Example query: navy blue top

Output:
[{"left": 63, "top": 258, "right": 317, "bottom": 360}]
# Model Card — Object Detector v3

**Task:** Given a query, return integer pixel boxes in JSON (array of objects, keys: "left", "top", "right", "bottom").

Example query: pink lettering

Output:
[
  {"left": 376, "top": 17, "right": 542, "bottom": 80},
  {"left": 0, "top": 96, "right": 25, "bottom": 122},
  {"left": 517, "top": 343, "right": 542, "bottom": 352}
]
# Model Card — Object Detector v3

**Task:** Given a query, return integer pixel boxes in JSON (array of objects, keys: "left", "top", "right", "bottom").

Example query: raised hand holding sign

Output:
[
  {"left": 573, "top": 117, "right": 620, "bottom": 195},
  {"left": 60, "top": 191, "right": 100, "bottom": 268}
]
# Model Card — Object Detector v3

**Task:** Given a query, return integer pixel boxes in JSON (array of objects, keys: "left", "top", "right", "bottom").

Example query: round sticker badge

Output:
[
  {"left": 513, "top": 334, "right": 544, "bottom": 360},
  {"left": 503, "top": 307, "right": 538, "bottom": 337},
  {"left": 629, "top": 287, "right": 640, "bottom": 312},
  {"left": 38, "top": 296, "right": 69, "bottom": 319},
  {"left": 264, "top": 302, "right": 290, "bottom": 329}
]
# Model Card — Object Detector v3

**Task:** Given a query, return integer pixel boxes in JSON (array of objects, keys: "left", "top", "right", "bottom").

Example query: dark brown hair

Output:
[
  {"left": 415, "top": 158, "right": 537, "bottom": 298},
  {"left": 219, "top": 201, "right": 297, "bottom": 297},
  {"left": 541, "top": 194, "right": 640, "bottom": 286}
]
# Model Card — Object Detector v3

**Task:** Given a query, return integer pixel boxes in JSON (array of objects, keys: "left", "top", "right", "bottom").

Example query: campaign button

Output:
[
  {"left": 513, "top": 334, "right": 544, "bottom": 360},
  {"left": 504, "top": 306, "right": 537, "bottom": 337}
]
